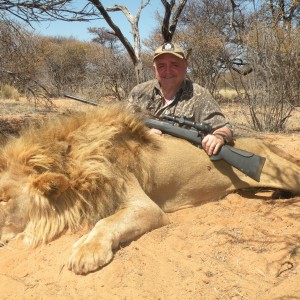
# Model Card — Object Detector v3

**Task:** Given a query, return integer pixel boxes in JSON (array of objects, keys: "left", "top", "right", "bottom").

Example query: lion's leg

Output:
[{"left": 68, "top": 176, "right": 169, "bottom": 275}]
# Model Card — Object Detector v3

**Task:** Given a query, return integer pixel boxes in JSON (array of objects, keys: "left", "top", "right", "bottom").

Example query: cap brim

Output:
[{"left": 153, "top": 52, "right": 185, "bottom": 61}]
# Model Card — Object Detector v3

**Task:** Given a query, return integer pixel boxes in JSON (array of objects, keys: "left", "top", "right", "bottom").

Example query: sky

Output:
[{"left": 31, "top": 0, "right": 163, "bottom": 43}]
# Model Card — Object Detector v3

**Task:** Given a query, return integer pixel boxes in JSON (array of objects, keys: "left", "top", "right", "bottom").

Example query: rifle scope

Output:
[{"left": 163, "top": 115, "right": 212, "bottom": 133}]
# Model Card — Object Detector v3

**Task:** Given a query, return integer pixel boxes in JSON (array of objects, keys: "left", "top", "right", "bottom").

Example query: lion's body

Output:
[
  {"left": 0, "top": 105, "right": 299, "bottom": 274},
  {"left": 151, "top": 136, "right": 300, "bottom": 212}
]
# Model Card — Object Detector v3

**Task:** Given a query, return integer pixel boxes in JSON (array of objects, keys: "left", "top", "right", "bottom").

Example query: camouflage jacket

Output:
[{"left": 127, "top": 79, "right": 233, "bottom": 133}]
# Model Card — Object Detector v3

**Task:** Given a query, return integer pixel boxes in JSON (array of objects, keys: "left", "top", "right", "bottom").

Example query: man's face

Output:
[{"left": 153, "top": 54, "right": 188, "bottom": 90}]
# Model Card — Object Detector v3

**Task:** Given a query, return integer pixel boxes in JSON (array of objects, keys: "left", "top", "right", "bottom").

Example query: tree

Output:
[
  {"left": 266, "top": 0, "right": 300, "bottom": 30},
  {"left": 41, "top": 37, "right": 94, "bottom": 96},
  {"left": 1, "top": 0, "right": 189, "bottom": 84},
  {"left": 0, "top": 19, "right": 53, "bottom": 107},
  {"left": 0, "top": 1, "right": 147, "bottom": 84},
  {"left": 177, "top": 0, "right": 246, "bottom": 93},
  {"left": 84, "top": 45, "right": 136, "bottom": 101},
  {"left": 88, "top": 27, "right": 119, "bottom": 49},
  {"left": 176, "top": 0, "right": 299, "bottom": 132},
  {"left": 227, "top": 0, "right": 300, "bottom": 131},
  {"left": 0, "top": 1, "right": 99, "bottom": 23},
  {"left": 160, "top": 0, "right": 187, "bottom": 42},
  {"left": 89, "top": 0, "right": 151, "bottom": 84},
  {"left": 1, "top": 0, "right": 149, "bottom": 83}
]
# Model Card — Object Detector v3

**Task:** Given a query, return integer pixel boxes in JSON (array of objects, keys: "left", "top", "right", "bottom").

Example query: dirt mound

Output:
[{"left": 1, "top": 188, "right": 299, "bottom": 299}]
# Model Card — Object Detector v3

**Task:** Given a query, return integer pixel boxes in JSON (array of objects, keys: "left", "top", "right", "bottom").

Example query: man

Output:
[{"left": 127, "top": 42, "right": 233, "bottom": 156}]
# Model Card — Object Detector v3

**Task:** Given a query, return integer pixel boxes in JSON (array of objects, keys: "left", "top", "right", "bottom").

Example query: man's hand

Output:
[
  {"left": 202, "top": 134, "right": 225, "bottom": 156},
  {"left": 149, "top": 128, "right": 163, "bottom": 135}
]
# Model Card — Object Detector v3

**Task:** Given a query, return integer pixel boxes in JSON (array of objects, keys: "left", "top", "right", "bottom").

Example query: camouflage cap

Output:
[{"left": 153, "top": 43, "right": 186, "bottom": 60}]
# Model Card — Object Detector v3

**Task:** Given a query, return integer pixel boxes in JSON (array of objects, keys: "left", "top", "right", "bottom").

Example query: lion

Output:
[{"left": 0, "top": 104, "right": 299, "bottom": 275}]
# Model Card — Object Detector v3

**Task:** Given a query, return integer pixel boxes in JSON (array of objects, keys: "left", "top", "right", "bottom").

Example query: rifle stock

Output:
[
  {"left": 145, "top": 118, "right": 266, "bottom": 182},
  {"left": 209, "top": 144, "right": 266, "bottom": 182}
]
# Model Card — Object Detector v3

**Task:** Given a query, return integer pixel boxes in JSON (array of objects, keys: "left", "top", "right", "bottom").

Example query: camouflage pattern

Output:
[{"left": 127, "top": 79, "right": 233, "bottom": 133}]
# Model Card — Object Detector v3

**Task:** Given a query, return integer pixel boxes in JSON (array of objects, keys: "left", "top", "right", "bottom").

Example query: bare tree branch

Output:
[
  {"left": 161, "top": 0, "right": 174, "bottom": 42},
  {"left": 268, "top": 0, "right": 300, "bottom": 29},
  {"left": 89, "top": 0, "right": 151, "bottom": 83},
  {"left": 161, "top": 0, "right": 187, "bottom": 43},
  {"left": 0, "top": 0, "right": 100, "bottom": 22},
  {"left": 88, "top": 0, "right": 136, "bottom": 63},
  {"left": 228, "top": 0, "right": 243, "bottom": 43},
  {"left": 229, "top": 0, "right": 237, "bottom": 28},
  {"left": 169, "top": 0, "right": 187, "bottom": 38},
  {"left": 106, "top": 0, "right": 150, "bottom": 62}
]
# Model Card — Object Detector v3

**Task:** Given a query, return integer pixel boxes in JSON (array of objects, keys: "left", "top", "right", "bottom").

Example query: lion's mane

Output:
[{"left": 0, "top": 104, "right": 158, "bottom": 245}]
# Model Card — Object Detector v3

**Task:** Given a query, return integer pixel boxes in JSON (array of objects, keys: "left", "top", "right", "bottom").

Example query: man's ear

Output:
[{"left": 31, "top": 173, "right": 70, "bottom": 199}]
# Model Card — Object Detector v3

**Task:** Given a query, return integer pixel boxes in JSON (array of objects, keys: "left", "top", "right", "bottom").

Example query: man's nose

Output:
[{"left": 165, "top": 65, "right": 172, "bottom": 73}]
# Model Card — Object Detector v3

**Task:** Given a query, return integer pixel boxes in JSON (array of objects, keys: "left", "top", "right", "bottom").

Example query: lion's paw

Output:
[{"left": 68, "top": 235, "right": 113, "bottom": 275}]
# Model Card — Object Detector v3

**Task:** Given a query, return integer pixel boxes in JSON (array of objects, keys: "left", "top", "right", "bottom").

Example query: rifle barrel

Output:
[
  {"left": 64, "top": 94, "right": 98, "bottom": 106},
  {"left": 145, "top": 119, "right": 203, "bottom": 145}
]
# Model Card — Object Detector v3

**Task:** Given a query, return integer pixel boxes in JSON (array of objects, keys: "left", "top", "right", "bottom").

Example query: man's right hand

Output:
[{"left": 149, "top": 128, "right": 163, "bottom": 135}]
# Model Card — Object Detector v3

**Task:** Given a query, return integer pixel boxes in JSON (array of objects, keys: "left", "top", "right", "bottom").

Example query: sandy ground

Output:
[{"left": 0, "top": 98, "right": 299, "bottom": 300}]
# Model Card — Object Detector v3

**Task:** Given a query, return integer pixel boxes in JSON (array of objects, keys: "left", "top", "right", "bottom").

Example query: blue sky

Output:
[{"left": 31, "top": 0, "right": 163, "bottom": 43}]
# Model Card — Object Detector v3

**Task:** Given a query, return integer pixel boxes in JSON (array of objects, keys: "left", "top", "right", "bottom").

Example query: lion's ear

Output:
[{"left": 31, "top": 173, "right": 70, "bottom": 199}]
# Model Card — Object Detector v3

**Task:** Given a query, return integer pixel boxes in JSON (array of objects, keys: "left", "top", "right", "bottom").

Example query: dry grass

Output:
[
  {"left": 218, "top": 88, "right": 240, "bottom": 100},
  {"left": 0, "top": 97, "right": 299, "bottom": 138},
  {"left": 0, "top": 97, "right": 93, "bottom": 136}
]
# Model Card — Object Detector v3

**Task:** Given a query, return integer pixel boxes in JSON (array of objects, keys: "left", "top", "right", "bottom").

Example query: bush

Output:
[
  {"left": 230, "top": 26, "right": 299, "bottom": 132},
  {"left": 0, "top": 84, "right": 20, "bottom": 100}
]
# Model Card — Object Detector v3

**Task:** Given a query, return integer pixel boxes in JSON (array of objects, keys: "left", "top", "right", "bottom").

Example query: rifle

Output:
[
  {"left": 145, "top": 117, "right": 266, "bottom": 182},
  {"left": 64, "top": 94, "right": 266, "bottom": 182},
  {"left": 64, "top": 94, "right": 98, "bottom": 106}
]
